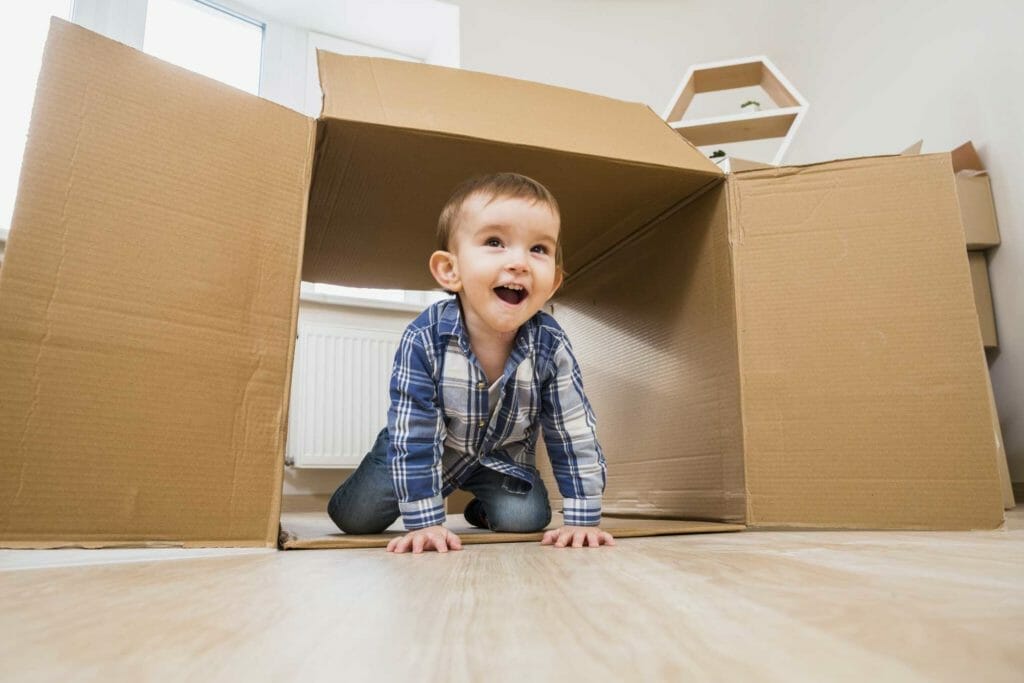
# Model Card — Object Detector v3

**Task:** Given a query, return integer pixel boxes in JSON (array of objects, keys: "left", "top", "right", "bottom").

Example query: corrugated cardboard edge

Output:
[{"left": 266, "top": 119, "right": 319, "bottom": 548}]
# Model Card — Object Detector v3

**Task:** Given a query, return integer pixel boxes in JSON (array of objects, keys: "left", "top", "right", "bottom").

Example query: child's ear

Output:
[
  {"left": 429, "top": 250, "right": 462, "bottom": 292},
  {"left": 546, "top": 268, "right": 564, "bottom": 301}
]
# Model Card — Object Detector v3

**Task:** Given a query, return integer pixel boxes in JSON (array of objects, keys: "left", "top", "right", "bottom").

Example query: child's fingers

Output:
[
  {"left": 433, "top": 532, "right": 449, "bottom": 553},
  {"left": 446, "top": 531, "right": 464, "bottom": 550},
  {"left": 412, "top": 534, "right": 426, "bottom": 554},
  {"left": 541, "top": 527, "right": 616, "bottom": 549}
]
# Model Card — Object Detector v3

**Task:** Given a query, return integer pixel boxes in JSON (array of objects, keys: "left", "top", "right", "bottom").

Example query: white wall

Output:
[{"left": 450, "top": 0, "right": 1024, "bottom": 481}]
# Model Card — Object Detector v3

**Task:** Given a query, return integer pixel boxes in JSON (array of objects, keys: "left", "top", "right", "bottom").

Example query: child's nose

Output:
[{"left": 505, "top": 249, "right": 529, "bottom": 272}]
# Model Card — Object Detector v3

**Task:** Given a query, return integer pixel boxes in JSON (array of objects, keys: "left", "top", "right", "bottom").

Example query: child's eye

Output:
[
  {"left": 531, "top": 245, "right": 549, "bottom": 255},
  {"left": 485, "top": 238, "right": 503, "bottom": 248}
]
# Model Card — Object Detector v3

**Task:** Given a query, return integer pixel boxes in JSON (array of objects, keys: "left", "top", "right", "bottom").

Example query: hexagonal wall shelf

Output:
[{"left": 663, "top": 56, "right": 808, "bottom": 165}]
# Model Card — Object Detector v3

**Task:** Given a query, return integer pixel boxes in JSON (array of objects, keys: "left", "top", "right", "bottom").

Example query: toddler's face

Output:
[{"left": 441, "top": 194, "right": 562, "bottom": 337}]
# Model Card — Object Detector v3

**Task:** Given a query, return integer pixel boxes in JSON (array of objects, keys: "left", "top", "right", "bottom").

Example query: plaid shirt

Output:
[{"left": 387, "top": 298, "right": 606, "bottom": 530}]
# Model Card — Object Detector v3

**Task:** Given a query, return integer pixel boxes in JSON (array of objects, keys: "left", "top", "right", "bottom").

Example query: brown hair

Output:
[{"left": 437, "top": 172, "right": 563, "bottom": 268}]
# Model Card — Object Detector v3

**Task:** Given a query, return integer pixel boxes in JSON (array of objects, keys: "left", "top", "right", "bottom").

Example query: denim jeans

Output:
[{"left": 327, "top": 428, "right": 552, "bottom": 534}]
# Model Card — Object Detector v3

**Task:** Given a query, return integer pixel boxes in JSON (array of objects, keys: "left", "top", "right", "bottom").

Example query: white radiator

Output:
[{"left": 286, "top": 322, "right": 402, "bottom": 467}]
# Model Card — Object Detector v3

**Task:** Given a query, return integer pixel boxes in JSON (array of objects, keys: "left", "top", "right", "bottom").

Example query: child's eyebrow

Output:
[{"left": 472, "top": 222, "right": 510, "bottom": 234}]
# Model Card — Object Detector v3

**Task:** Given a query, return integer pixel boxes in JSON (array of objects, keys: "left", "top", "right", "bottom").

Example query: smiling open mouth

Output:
[{"left": 494, "top": 285, "right": 528, "bottom": 305}]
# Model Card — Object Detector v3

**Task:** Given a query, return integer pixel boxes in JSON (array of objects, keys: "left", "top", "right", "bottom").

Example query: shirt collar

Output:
[
  {"left": 437, "top": 297, "right": 463, "bottom": 341},
  {"left": 438, "top": 297, "right": 536, "bottom": 359}
]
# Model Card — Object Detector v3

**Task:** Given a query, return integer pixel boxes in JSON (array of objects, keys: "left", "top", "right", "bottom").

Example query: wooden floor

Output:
[{"left": 1, "top": 511, "right": 1022, "bottom": 682}]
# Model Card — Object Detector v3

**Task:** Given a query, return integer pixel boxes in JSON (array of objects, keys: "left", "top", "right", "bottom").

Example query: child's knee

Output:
[
  {"left": 487, "top": 499, "right": 552, "bottom": 533},
  {"left": 334, "top": 517, "right": 393, "bottom": 535},
  {"left": 327, "top": 489, "right": 394, "bottom": 535}
]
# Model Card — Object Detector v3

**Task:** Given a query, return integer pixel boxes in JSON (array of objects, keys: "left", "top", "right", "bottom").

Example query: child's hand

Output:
[
  {"left": 386, "top": 525, "right": 463, "bottom": 554},
  {"left": 541, "top": 525, "right": 616, "bottom": 548}
]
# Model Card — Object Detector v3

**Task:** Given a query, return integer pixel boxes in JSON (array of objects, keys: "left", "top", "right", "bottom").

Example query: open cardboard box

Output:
[{"left": 0, "top": 20, "right": 1005, "bottom": 549}]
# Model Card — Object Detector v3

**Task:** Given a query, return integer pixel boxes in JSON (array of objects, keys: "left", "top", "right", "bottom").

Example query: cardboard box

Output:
[
  {"left": 905, "top": 140, "right": 1000, "bottom": 249},
  {"left": 968, "top": 251, "right": 998, "bottom": 348},
  {"left": 951, "top": 141, "right": 1001, "bottom": 249},
  {"left": 0, "top": 20, "right": 1004, "bottom": 548}
]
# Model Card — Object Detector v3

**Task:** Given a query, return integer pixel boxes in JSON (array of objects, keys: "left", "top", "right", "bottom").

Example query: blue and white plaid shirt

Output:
[{"left": 387, "top": 298, "right": 607, "bottom": 530}]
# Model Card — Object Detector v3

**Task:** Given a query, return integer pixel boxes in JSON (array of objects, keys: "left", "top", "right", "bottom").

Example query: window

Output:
[
  {"left": 143, "top": 0, "right": 263, "bottom": 95},
  {"left": 0, "top": 1, "right": 72, "bottom": 235},
  {"left": 301, "top": 33, "right": 441, "bottom": 308}
]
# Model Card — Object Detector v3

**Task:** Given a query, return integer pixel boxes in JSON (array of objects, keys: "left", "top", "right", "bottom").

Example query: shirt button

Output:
[
  {"left": 478, "top": 420, "right": 485, "bottom": 428},
  {"left": 477, "top": 381, "right": 485, "bottom": 389}
]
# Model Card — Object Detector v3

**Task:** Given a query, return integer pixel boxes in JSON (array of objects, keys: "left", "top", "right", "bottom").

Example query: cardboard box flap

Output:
[
  {"left": 900, "top": 140, "right": 923, "bottom": 156},
  {"left": 727, "top": 154, "right": 1003, "bottom": 529},
  {"left": 304, "top": 54, "right": 723, "bottom": 290},
  {"left": 317, "top": 52, "right": 719, "bottom": 175},
  {"left": 729, "top": 157, "right": 774, "bottom": 173},
  {"left": 0, "top": 18, "right": 315, "bottom": 547},
  {"left": 951, "top": 140, "right": 986, "bottom": 173}
]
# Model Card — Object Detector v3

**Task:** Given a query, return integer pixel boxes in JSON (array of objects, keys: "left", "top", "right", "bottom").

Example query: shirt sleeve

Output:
[
  {"left": 540, "top": 334, "right": 607, "bottom": 527},
  {"left": 387, "top": 328, "right": 447, "bottom": 530}
]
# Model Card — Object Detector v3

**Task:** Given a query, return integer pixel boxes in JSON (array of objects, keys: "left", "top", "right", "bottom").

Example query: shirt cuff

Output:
[
  {"left": 562, "top": 496, "right": 602, "bottom": 526},
  {"left": 398, "top": 495, "right": 447, "bottom": 530}
]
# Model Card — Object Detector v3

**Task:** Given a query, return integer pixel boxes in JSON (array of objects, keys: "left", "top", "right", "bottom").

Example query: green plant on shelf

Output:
[{"left": 741, "top": 100, "right": 762, "bottom": 112}]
